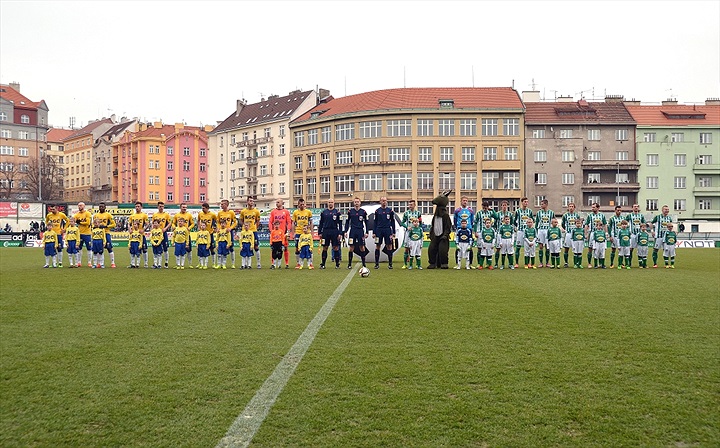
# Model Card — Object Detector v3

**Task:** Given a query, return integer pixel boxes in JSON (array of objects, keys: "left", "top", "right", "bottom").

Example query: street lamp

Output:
[{"left": 616, "top": 161, "right": 620, "bottom": 207}]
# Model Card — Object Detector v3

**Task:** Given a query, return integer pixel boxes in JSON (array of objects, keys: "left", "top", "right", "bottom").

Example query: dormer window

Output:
[{"left": 439, "top": 99, "right": 454, "bottom": 109}]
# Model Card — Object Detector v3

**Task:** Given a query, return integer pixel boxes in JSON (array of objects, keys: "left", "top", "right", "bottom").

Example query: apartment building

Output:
[
  {"left": 625, "top": 100, "right": 720, "bottom": 226},
  {"left": 112, "top": 122, "right": 212, "bottom": 205},
  {"left": 0, "top": 82, "right": 50, "bottom": 200},
  {"left": 63, "top": 118, "right": 115, "bottom": 202},
  {"left": 524, "top": 95, "right": 637, "bottom": 212},
  {"left": 91, "top": 120, "right": 137, "bottom": 203},
  {"left": 207, "top": 89, "right": 324, "bottom": 210},
  {"left": 289, "top": 87, "right": 525, "bottom": 214}
]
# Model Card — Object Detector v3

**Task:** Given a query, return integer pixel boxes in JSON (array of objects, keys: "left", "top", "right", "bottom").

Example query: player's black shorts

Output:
[{"left": 321, "top": 230, "right": 340, "bottom": 247}]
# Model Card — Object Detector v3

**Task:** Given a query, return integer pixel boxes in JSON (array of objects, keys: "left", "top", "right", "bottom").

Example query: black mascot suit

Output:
[{"left": 427, "top": 191, "right": 452, "bottom": 269}]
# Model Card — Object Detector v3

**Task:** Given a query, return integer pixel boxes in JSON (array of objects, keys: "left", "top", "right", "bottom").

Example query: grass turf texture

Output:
[{"left": 1, "top": 247, "right": 719, "bottom": 447}]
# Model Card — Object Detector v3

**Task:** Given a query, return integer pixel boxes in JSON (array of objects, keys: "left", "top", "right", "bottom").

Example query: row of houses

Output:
[{"left": 1, "top": 83, "right": 718, "bottom": 226}]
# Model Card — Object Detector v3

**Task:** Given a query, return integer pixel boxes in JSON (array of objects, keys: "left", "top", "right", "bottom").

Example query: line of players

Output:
[{"left": 449, "top": 197, "right": 678, "bottom": 270}]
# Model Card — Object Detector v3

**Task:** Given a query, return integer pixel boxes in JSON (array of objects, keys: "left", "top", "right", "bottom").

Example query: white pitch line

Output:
[{"left": 215, "top": 264, "right": 359, "bottom": 448}]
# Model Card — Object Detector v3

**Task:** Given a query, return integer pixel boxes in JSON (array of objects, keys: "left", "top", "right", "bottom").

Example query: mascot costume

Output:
[{"left": 427, "top": 191, "right": 452, "bottom": 269}]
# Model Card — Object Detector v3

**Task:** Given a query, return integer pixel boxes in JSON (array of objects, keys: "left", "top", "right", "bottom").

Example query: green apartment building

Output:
[{"left": 626, "top": 100, "right": 720, "bottom": 232}]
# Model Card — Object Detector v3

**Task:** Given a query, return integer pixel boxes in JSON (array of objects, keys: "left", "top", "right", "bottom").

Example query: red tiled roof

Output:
[
  {"left": 524, "top": 101, "right": 635, "bottom": 124},
  {"left": 100, "top": 121, "right": 135, "bottom": 139},
  {"left": 293, "top": 87, "right": 524, "bottom": 123},
  {"left": 132, "top": 124, "right": 207, "bottom": 140},
  {"left": 0, "top": 84, "right": 43, "bottom": 109},
  {"left": 212, "top": 90, "right": 314, "bottom": 134},
  {"left": 625, "top": 104, "right": 720, "bottom": 126},
  {"left": 63, "top": 118, "right": 115, "bottom": 141},
  {"left": 46, "top": 128, "right": 75, "bottom": 143}
]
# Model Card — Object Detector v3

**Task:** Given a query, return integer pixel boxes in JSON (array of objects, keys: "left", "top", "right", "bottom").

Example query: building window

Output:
[
  {"left": 674, "top": 176, "right": 686, "bottom": 189},
  {"left": 438, "top": 119, "right": 455, "bottom": 136},
  {"left": 321, "top": 126, "right": 331, "bottom": 143},
  {"left": 698, "top": 177, "right": 712, "bottom": 187},
  {"left": 279, "top": 163, "right": 285, "bottom": 175},
  {"left": 417, "top": 119, "right": 433, "bottom": 137},
  {"left": 460, "top": 119, "right": 476, "bottom": 136},
  {"left": 183, "top": 193, "right": 190, "bottom": 202},
  {"left": 294, "top": 179, "right": 303, "bottom": 196},
  {"left": 294, "top": 156, "right": 302, "bottom": 170},
  {"left": 183, "top": 161, "right": 190, "bottom": 171},
  {"left": 334, "top": 175, "right": 354, "bottom": 192},
  {"left": 360, "top": 121, "right": 381, "bottom": 138},
  {"left": 503, "top": 172, "right": 519, "bottom": 190},
  {"left": 320, "top": 176, "right": 330, "bottom": 193},
  {"left": 559, "top": 129, "right": 573, "bottom": 139},
  {"left": 503, "top": 118, "right": 519, "bottom": 136},
  {"left": 264, "top": 127, "right": 271, "bottom": 138},
  {"left": 483, "top": 147, "right": 497, "bottom": 161},
  {"left": 335, "top": 150, "right": 353, "bottom": 165},
  {"left": 183, "top": 147, "right": 190, "bottom": 156},
  {"left": 167, "top": 161, "right": 174, "bottom": 170},
  {"left": 279, "top": 125, "right": 286, "bottom": 138},
  {"left": 615, "top": 129, "right": 628, "bottom": 141},
  {"left": 698, "top": 199, "right": 712, "bottom": 210},
  {"left": 260, "top": 165, "right": 268, "bottom": 176},
  {"left": 167, "top": 192, "right": 174, "bottom": 202},
  {"left": 587, "top": 195, "right": 600, "bottom": 206},
  {"left": 259, "top": 145, "right": 268, "bottom": 157},
  {"left": 0, "top": 129, "right": 10, "bottom": 138},
  {"left": 562, "top": 196, "right": 575, "bottom": 207},
  {"left": 199, "top": 193, "right": 206, "bottom": 202},
  {"left": 308, "top": 129, "right": 318, "bottom": 145},
  {"left": 674, "top": 154, "right": 686, "bottom": 166},
  {"left": 699, "top": 132, "right": 712, "bottom": 144},
  {"left": 417, "top": 172, "right": 433, "bottom": 190},
  {"left": 20, "top": 114, "right": 29, "bottom": 124},
  {"left": 335, "top": 123, "right": 355, "bottom": 141},
  {"left": 279, "top": 144, "right": 286, "bottom": 155},
  {"left": 200, "top": 178, "right": 206, "bottom": 187},
  {"left": 562, "top": 173, "right": 575, "bottom": 184},
  {"left": 387, "top": 119, "right": 411, "bottom": 137},
  {"left": 647, "top": 177, "right": 658, "bottom": 189},
  {"left": 18, "top": 131, "right": 29, "bottom": 140},
  {"left": 417, "top": 201, "right": 433, "bottom": 215},
  {"left": 306, "top": 179, "right": 315, "bottom": 195},
  {"left": 18, "top": 147, "right": 27, "bottom": 157},
  {"left": 533, "top": 150, "right": 547, "bottom": 162},
  {"left": 673, "top": 199, "right": 686, "bottom": 211},
  {"left": 460, "top": 172, "right": 476, "bottom": 190},
  {"left": 230, "top": 152, "right": 236, "bottom": 163},
  {"left": 230, "top": 186, "right": 236, "bottom": 198},
  {"left": 418, "top": 147, "right": 432, "bottom": 162},
  {"left": 535, "top": 173, "right": 547, "bottom": 185},
  {"left": 698, "top": 154, "right": 713, "bottom": 164},
  {"left": 0, "top": 112, "right": 6, "bottom": 121},
  {"left": 481, "top": 118, "right": 497, "bottom": 137},
  {"left": 587, "top": 151, "right": 601, "bottom": 161},
  {"left": 439, "top": 172, "right": 455, "bottom": 190},
  {"left": 647, "top": 154, "right": 659, "bottom": 166},
  {"left": 360, "top": 149, "right": 380, "bottom": 163},
  {"left": 358, "top": 174, "right": 382, "bottom": 191},
  {"left": 615, "top": 196, "right": 629, "bottom": 206},
  {"left": 440, "top": 147, "right": 453, "bottom": 161},
  {"left": 294, "top": 131, "right": 305, "bottom": 147},
  {"left": 588, "top": 173, "right": 600, "bottom": 183},
  {"left": 504, "top": 147, "right": 518, "bottom": 161},
  {"left": 534, "top": 195, "right": 547, "bottom": 207},
  {"left": 671, "top": 133, "right": 684, "bottom": 143},
  {"left": 388, "top": 147, "right": 410, "bottom": 162},
  {"left": 646, "top": 199, "right": 658, "bottom": 211},
  {"left": 615, "top": 151, "right": 629, "bottom": 161},
  {"left": 387, "top": 173, "right": 411, "bottom": 190},
  {"left": 616, "top": 173, "right": 629, "bottom": 183},
  {"left": 644, "top": 132, "right": 656, "bottom": 142},
  {"left": 461, "top": 147, "right": 475, "bottom": 162},
  {"left": 305, "top": 155, "right": 315, "bottom": 170},
  {"left": 561, "top": 150, "right": 575, "bottom": 162},
  {"left": 482, "top": 172, "right": 499, "bottom": 189},
  {"left": 588, "top": 129, "right": 600, "bottom": 141},
  {"left": 321, "top": 152, "right": 329, "bottom": 167},
  {"left": 532, "top": 129, "right": 545, "bottom": 138},
  {"left": 167, "top": 176, "right": 173, "bottom": 185},
  {"left": 279, "top": 182, "right": 285, "bottom": 194},
  {"left": 238, "top": 168, "right": 245, "bottom": 178}
]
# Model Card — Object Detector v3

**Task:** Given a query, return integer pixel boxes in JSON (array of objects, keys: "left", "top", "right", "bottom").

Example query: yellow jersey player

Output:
[
  {"left": 238, "top": 221, "right": 256, "bottom": 269},
  {"left": 291, "top": 198, "right": 313, "bottom": 266},
  {"left": 45, "top": 203, "right": 69, "bottom": 267},
  {"left": 73, "top": 202, "right": 93, "bottom": 267},
  {"left": 173, "top": 217, "right": 190, "bottom": 269},
  {"left": 153, "top": 201, "right": 172, "bottom": 268},
  {"left": 93, "top": 202, "right": 117, "bottom": 268},
  {"left": 195, "top": 221, "right": 211, "bottom": 269},
  {"left": 296, "top": 225, "right": 315, "bottom": 269},
  {"left": 240, "top": 197, "right": 262, "bottom": 268},
  {"left": 91, "top": 218, "right": 107, "bottom": 268},
  {"left": 42, "top": 225, "right": 60, "bottom": 268},
  {"left": 128, "top": 221, "right": 144, "bottom": 268},
  {"left": 215, "top": 220, "right": 232, "bottom": 269},
  {"left": 197, "top": 202, "right": 218, "bottom": 268},
  {"left": 64, "top": 217, "right": 81, "bottom": 268},
  {"left": 172, "top": 203, "right": 195, "bottom": 268},
  {"left": 217, "top": 199, "right": 238, "bottom": 268},
  {"left": 150, "top": 220, "right": 165, "bottom": 269},
  {"left": 128, "top": 201, "right": 150, "bottom": 268}
]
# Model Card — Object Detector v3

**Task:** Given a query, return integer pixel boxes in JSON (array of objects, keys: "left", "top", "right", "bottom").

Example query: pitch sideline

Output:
[{"left": 215, "top": 264, "right": 359, "bottom": 448}]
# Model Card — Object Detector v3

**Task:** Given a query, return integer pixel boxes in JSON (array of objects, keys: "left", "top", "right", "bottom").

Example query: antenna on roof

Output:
[
  {"left": 403, "top": 66, "right": 406, "bottom": 88},
  {"left": 472, "top": 66, "right": 475, "bottom": 87}
]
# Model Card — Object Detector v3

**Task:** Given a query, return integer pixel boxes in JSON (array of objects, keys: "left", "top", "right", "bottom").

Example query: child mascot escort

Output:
[{"left": 427, "top": 191, "right": 452, "bottom": 269}]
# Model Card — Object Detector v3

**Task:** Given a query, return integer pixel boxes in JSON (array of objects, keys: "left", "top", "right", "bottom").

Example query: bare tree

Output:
[
  {"left": 23, "top": 155, "right": 64, "bottom": 201},
  {"left": 0, "top": 164, "right": 22, "bottom": 199}
]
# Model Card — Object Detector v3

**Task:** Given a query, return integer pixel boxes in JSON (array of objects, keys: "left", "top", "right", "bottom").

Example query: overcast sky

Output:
[{"left": 2, "top": 1, "right": 719, "bottom": 129}]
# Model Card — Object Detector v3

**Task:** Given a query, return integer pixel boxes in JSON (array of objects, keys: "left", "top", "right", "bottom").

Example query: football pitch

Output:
[{"left": 1, "top": 248, "right": 719, "bottom": 447}]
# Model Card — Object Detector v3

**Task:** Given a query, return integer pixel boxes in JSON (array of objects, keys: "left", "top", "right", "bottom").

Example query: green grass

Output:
[{"left": 1, "top": 248, "right": 719, "bottom": 447}]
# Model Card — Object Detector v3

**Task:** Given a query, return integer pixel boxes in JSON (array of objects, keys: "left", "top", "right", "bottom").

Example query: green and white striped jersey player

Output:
[
  {"left": 494, "top": 201, "right": 514, "bottom": 248},
  {"left": 626, "top": 203, "right": 646, "bottom": 248},
  {"left": 607, "top": 206, "right": 626, "bottom": 249},
  {"left": 561, "top": 202, "right": 582, "bottom": 248},
  {"left": 535, "top": 199, "right": 555, "bottom": 245},
  {"left": 474, "top": 201, "right": 496, "bottom": 265},
  {"left": 513, "top": 197, "right": 534, "bottom": 266},
  {"left": 584, "top": 202, "right": 607, "bottom": 267},
  {"left": 651, "top": 205, "right": 674, "bottom": 266}
]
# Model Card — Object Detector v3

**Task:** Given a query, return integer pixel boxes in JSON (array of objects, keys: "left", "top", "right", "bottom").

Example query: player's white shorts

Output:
[
  {"left": 537, "top": 229, "right": 549, "bottom": 245},
  {"left": 663, "top": 245, "right": 676, "bottom": 258},
  {"left": 593, "top": 243, "right": 606, "bottom": 259},
  {"left": 480, "top": 241, "right": 494, "bottom": 257},
  {"left": 630, "top": 234, "right": 638, "bottom": 249},
  {"left": 636, "top": 246, "right": 649, "bottom": 258},
  {"left": 654, "top": 238, "right": 665, "bottom": 251},
  {"left": 515, "top": 230, "right": 525, "bottom": 246},
  {"left": 564, "top": 233, "right": 573, "bottom": 248},
  {"left": 407, "top": 239, "right": 423, "bottom": 257},
  {"left": 524, "top": 240, "right": 536, "bottom": 257},
  {"left": 572, "top": 240, "right": 585, "bottom": 254},
  {"left": 618, "top": 246, "right": 630, "bottom": 257},
  {"left": 500, "top": 238, "right": 514, "bottom": 254},
  {"left": 611, "top": 236, "right": 621, "bottom": 249},
  {"left": 456, "top": 242, "right": 471, "bottom": 260},
  {"left": 548, "top": 240, "right": 562, "bottom": 254}
]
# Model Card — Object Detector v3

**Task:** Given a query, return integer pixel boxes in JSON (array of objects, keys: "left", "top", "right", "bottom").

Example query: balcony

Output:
[
  {"left": 132, "top": 184, "right": 138, "bottom": 190},
  {"left": 693, "top": 186, "right": 720, "bottom": 197},
  {"left": 480, "top": 189, "right": 523, "bottom": 199},
  {"left": 235, "top": 136, "right": 273, "bottom": 148},
  {"left": 246, "top": 157, "right": 258, "bottom": 165},
  {"left": 692, "top": 209, "right": 719, "bottom": 218},
  {"left": 112, "top": 169, "right": 118, "bottom": 176},
  {"left": 113, "top": 156, "right": 118, "bottom": 162},
  {"left": 693, "top": 163, "right": 720, "bottom": 175},
  {"left": 581, "top": 160, "right": 640, "bottom": 170},
  {"left": 132, "top": 168, "right": 137, "bottom": 174},
  {"left": 247, "top": 176, "right": 258, "bottom": 184},
  {"left": 132, "top": 152, "right": 138, "bottom": 159},
  {"left": 581, "top": 182, "right": 640, "bottom": 192},
  {"left": 481, "top": 160, "right": 523, "bottom": 170},
  {"left": 112, "top": 186, "right": 118, "bottom": 192}
]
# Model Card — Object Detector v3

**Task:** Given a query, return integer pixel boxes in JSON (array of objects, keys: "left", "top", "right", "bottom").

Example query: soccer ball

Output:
[{"left": 359, "top": 267, "right": 370, "bottom": 277}]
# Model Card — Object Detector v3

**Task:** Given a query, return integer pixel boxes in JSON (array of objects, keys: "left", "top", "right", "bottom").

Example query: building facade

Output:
[
  {"left": 0, "top": 83, "right": 50, "bottom": 200},
  {"left": 207, "top": 89, "right": 324, "bottom": 210},
  {"left": 289, "top": 87, "right": 525, "bottom": 214},
  {"left": 525, "top": 95, "right": 638, "bottom": 213},
  {"left": 91, "top": 120, "right": 137, "bottom": 203},
  {"left": 625, "top": 100, "right": 720, "bottom": 227},
  {"left": 46, "top": 128, "right": 74, "bottom": 200},
  {"left": 112, "top": 122, "right": 212, "bottom": 205},
  {"left": 62, "top": 118, "right": 115, "bottom": 203}
]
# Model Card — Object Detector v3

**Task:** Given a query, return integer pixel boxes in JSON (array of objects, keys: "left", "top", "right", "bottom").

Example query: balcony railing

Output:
[{"left": 235, "top": 136, "right": 273, "bottom": 148}]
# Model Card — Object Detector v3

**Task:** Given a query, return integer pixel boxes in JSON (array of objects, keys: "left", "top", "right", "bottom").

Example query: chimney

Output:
[
  {"left": 623, "top": 98, "right": 641, "bottom": 106},
  {"left": 235, "top": 99, "right": 246, "bottom": 117},
  {"left": 662, "top": 99, "right": 678, "bottom": 105},
  {"left": 522, "top": 90, "right": 541, "bottom": 102},
  {"left": 154, "top": 121, "right": 163, "bottom": 128},
  {"left": 705, "top": 98, "right": 720, "bottom": 105},
  {"left": 9, "top": 82, "right": 20, "bottom": 92},
  {"left": 605, "top": 95, "right": 625, "bottom": 103},
  {"left": 268, "top": 94, "right": 279, "bottom": 100},
  {"left": 557, "top": 95, "right": 574, "bottom": 102}
]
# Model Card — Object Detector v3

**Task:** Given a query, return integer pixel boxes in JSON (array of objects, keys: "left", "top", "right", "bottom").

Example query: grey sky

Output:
[{"left": 1, "top": 0, "right": 719, "bottom": 129}]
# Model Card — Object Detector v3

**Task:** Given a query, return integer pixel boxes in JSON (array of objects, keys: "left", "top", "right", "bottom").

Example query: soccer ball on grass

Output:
[{"left": 359, "top": 267, "right": 370, "bottom": 277}]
